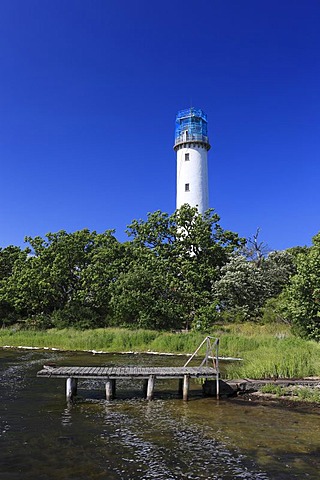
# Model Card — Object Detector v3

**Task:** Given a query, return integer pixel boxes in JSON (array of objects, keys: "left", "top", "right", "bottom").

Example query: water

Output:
[{"left": 1, "top": 349, "right": 319, "bottom": 479}]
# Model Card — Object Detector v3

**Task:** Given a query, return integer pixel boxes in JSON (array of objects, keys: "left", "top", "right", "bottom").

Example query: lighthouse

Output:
[{"left": 174, "top": 108, "right": 210, "bottom": 214}]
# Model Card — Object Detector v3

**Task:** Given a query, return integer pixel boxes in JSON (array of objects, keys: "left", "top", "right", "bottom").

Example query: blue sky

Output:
[{"left": 1, "top": 0, "right": 319, "bottom": 251}]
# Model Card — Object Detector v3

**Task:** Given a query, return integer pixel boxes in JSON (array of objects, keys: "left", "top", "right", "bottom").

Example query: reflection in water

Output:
[
  {"left": 0, "top": 349, "right": 319, "bottom": 479},
  {"left": 101, "top": 401, "right": 269, "bottom": 479},
  {"left": 61, "top": 405, "right": 73, "bottom": 427}
]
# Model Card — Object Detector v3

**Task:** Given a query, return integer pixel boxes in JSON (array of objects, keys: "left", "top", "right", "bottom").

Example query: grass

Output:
[
  {"left": 260, "top": 384, "right": 320, "bottom": 403},
  {"left": 260, "top": 384, "right": 284, "bottom": 396},
  {"left": 223, "top": 338, "right": 320, "bottom": 379},
  {"left": 1, "top": 323, "right": 320, "bottom": 380},
  {"left": 0, "top": 327, "right": 161, "bottom": 352}
]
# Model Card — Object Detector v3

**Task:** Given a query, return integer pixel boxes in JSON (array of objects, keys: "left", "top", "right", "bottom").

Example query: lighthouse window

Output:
[
  {"left": 185, "top": 153, "right": 190, "bottom": 161},
  {"left": 185, "top": 183, "right": 190, "bottom": 192}
]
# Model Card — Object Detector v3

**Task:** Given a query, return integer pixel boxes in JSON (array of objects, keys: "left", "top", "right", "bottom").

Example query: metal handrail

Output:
[
  {"left": 174, "top": 133, "right": 209, "bottom": 146},
  {"left": 184, "top": 336, "right": 220, "bottom": 399}
]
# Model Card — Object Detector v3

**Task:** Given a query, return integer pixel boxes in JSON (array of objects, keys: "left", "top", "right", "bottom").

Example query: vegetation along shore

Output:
[
  {"left": 1, "top": 206, "right": 320, "bottom": 402},
  {"left": 1, "top": 324, "right": 320, "bottom": 382}
]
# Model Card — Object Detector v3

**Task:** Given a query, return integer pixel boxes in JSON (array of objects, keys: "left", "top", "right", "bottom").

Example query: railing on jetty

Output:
[
  {"left": 184, "top": 336, "right": 220, "bottom": 398},
  {"left": 37, "top": 336, "right": 220, "bottom": 402}
]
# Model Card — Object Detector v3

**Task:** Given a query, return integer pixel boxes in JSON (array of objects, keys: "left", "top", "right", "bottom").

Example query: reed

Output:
[
  {"left": 0, "top": 328, "right": 160, "bottom": 352},
  {"left": 223, "top": 337, "right": 320, "bottom": 379}
]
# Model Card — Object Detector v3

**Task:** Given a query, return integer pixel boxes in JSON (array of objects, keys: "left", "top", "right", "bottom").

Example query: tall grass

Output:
[
  {"left": 1, "top": 324, "right": 319, "bottom": 379},
  {"left": 223, "top": 339, "right": 320, "bottom": 379},
  {"left": 0, "top": 328, "right": 160, "bottom": 352}
]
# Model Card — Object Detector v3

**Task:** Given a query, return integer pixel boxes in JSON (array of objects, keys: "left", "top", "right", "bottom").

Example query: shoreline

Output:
[
  {"left": 1, "top": 344, "right": 242, "bottom": 360},
  {"left": 234, "top": 390, "right": 320, "bottom": 412},
  {"left": 2, "top": 344, "right": 320, "bottom": 407}
]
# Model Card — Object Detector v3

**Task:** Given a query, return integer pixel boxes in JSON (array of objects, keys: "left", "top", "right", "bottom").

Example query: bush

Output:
[
  {"left": 51, "top": 304, "right": 104, "bottom": 330},
  {"left": 261, "top": 296, "right": 290, "bottom": 324},
  {"left": 193, "top": 302, "right": 220, "bottom": 332}
]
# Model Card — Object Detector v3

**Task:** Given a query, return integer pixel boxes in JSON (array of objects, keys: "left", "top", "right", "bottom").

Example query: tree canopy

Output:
[
  {"left": 281, "top": 233, "right": 320, "bottom": 340},
  {"left": 0, "top": 205, "right": 317, "bottom": 340}
]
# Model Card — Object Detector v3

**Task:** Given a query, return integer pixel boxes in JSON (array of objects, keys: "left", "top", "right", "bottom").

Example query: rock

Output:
[{"left": 202, "top": 380, "right": 237, "bottom": 397}]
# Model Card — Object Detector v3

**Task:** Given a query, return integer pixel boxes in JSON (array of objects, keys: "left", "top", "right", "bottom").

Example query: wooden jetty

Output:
[
  {"left": 37, "top": 336, "right": 220, "bottom": 402},
  {"left": 37, "top": 365, "right": 218, "bottom": 401}
]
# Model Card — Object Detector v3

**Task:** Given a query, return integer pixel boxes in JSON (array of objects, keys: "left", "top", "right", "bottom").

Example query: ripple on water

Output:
[
  {"left": 96, "top": 400, "right": 270, "bottom": 480},
  {"left": 1, "top": 350, "right": 319, "bottom": 480}
]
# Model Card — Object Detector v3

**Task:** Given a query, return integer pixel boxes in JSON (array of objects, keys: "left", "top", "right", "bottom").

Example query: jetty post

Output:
[
  {"left": 66, "top": 377, "right": 77, "bottom": 402},
  {"left": 178, "top": 378, "right": 183, "bottom": 397},
  {"left": 105, "top": 379, "right": 116, "bottom": 401},
  {"left": 182, "top": 374, "right": 190, "bottom": 401},
  {"left": 146, "top": 375, "right": 155, "bottom": 401}
]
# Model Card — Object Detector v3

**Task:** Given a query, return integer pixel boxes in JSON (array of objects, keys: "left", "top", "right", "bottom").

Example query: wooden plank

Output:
[{"left": 37, "top": 365, "right": 217, "bottom": 379}]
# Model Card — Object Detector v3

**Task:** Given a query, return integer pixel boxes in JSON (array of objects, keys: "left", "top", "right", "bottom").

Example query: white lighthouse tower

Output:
[{"left": 174, "top": 108, "right": 210, "bottom": 214}]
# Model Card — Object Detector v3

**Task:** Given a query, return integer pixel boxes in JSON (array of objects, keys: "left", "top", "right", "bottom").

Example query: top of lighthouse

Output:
[{"left": 174, "top": 107, "right": 210, "bottom": 151}]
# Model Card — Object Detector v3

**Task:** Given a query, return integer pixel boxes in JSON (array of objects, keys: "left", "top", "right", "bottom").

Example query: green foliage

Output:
[
  {"left": 1, "top": 323, "right": 319, "bottom": 381},
  {"left": 260, "top": 384, "right": 284, "bottom": 396},
  {"left": 50, "top": 304, "right": 104, "bottom": 330},
  {"left": 260, "top": 384, "right": 320, "bottom": 403},
  {"left": 0, "top": 207, "right": 314, "bottom": 335},
  {"left": 282, "top": 233, "right": 320, "bottom": 340},
  {"left": 224, "top": 337, "right": 319, "bottom": 379},
  {"left": 293, "top": 387, "right": 320, "bottom": 402},
  {"left": 0, "top": 245, "right": 29, "bottom": 279},
  {"left": 0, "top": 229, "right": 122, "bottom": 326},
  {"left": 109, "top": 256, "right": 184, "bottom": 330},
  {"left": 122, "top": 205, "right": 245, "bottom": 330},
  {"left": 193, "top": 302, "right": 221, "bottom": 332},
  {"left": 261, "top": 295, "right": 290, "bottom": 324},
  {"left": 0, "top": 246, "right": 30, "bottom": 325},
  {"left": 214, "top": 250, "right": 295, "bottom": 321}
]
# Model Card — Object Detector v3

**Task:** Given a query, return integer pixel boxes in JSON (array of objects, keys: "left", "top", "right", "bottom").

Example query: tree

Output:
[
  {"left": 1, "top": 207, "right": 253, "bottom": 331},
  {"left": 0, "top": 246, "right": 29, "bottom": 280},
  {"left": 0, "top": 246, "right": 30, "bottom": 324},
  {"left": 261, "top": 250, "right": 296, "bottom": 297},
  {"left": 242, "top": 228, "right": 269, "bottom": 266},
  {"left": 214, "top": 250, "right": 296, "bottom": 321},
  {"left": 109, "top": 252, "right": 185, "bottom": 330},
  {"left": 78, "top": 234, "right": 130, "bottom": 323},
  {"left": 1, "top": 229, "right": 122, "bottom": 327},
  {"left": 123, "top": 205, "right": 245, "bottom": 329},
  {"left": 214, "top": 255, "right": 267, "bottom": 320},
  {"left": 282, "top": 233, "right": 320, "bottom": 340}
]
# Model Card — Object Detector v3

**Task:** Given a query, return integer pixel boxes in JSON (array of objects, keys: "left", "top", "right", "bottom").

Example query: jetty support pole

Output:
[
  {"left": 142, "top": 379, "right": 148, "bottom": 398},
  {"left": 178, "top": 378, "right": 183, "bottom": 397},
  {"left": 146, "top": 375, "right": 155, "bottom": 401},
  {"left": 66, "top": 377, "right": 77, "bottom": 402},
  {"left": 215, "top": 338, "right": 220, "bottom": 399},
  {"left": 105, "top": 379, "right": 116, "bottom": 401},
  {"left": 183, "top": 374, "right": 190, "bottom": 401}
]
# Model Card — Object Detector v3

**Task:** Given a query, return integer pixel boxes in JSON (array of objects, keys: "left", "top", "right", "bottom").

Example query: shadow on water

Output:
[{"left": 0, "top": 349, "right": 319, "bottom": 479}]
